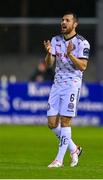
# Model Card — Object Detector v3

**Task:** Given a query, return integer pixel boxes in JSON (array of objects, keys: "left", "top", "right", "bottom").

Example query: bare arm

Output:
[
  {"left": 44, "top": 40, "right": 55, "bottom": 68},
  {"left": 45, "top": 53, "right": 55, "bottom": 68},
  {"left": 68, "top": 53, "right": 88, "bottom": 71},
  {"left": 67, "top": 41, "right": 88, "bottom": 71}
]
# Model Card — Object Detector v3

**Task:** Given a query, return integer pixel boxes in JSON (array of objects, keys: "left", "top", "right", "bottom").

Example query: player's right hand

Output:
[{"left": 44, "top": 40, "right": 52, "bottom": 54}]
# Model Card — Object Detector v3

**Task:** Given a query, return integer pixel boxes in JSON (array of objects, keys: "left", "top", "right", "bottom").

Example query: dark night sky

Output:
[{"left": 0, "top": 0, "right": 96, "bottom": 17}]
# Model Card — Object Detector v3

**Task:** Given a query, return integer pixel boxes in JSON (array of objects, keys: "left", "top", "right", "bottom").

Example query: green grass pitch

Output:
[{"left": 0, "top": 125, "right": 103, "bottom": 179}]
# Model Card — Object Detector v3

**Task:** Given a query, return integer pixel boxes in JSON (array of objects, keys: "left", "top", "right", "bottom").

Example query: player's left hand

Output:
[{"left": 67, "top": 41, "right": 75, "bottom": 55}]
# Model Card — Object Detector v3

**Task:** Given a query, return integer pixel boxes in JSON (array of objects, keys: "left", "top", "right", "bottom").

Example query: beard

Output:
[{"left": 61, "top": 24, "right": 74, "bottom": 35}]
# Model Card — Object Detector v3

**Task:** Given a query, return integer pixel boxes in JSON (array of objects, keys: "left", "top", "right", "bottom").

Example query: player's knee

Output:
[
  {"left": 48, "top": 117, "right": 59, "bottom": 129},
  {"left": 61, "top": 116, "right": 72, "bottom": 127},
  {"left": 48, "top": 122, "right": 56, "bottom": 129}
]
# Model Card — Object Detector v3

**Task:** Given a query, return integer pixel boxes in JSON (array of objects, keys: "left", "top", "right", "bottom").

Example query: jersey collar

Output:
[{"left": 63, "top": 33, "right": 77, "bottom": 41}]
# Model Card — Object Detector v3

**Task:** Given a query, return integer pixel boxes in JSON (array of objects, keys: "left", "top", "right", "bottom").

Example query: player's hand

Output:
[
  {"left": 44, "top": 40, "right": 52, "bottom": 54},
  {"left": 67, "top": 41, "right": 75, "bottom": 55}
]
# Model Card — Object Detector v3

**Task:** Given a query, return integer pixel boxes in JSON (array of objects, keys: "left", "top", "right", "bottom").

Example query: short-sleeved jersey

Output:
[{"left": 51, "top": 34, "right": 90, "bottom": 83}]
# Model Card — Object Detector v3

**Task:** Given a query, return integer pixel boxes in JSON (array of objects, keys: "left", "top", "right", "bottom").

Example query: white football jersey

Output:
[{"left": 51, "top": 34, "right": 90, "bottom": 83}]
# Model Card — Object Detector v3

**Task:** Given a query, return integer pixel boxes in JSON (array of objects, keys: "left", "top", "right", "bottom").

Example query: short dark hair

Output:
[{"left": 63, "top": 11, "right": 78, "bottom": 22}]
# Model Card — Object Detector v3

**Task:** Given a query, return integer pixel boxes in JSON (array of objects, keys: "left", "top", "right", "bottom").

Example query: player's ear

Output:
[{"left": 74, "top": 21, "right": 78, "bottom": 28}]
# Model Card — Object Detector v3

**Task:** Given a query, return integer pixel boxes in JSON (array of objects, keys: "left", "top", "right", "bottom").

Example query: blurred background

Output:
[
  {"left": 0, "top": 0, "right": 103, "bottom": 125},
  {"left": 0, "top": 0, "right": 101, "bottom": 82}
]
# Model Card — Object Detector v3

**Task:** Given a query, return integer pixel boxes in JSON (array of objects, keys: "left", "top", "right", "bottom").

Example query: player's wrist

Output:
[{"left": 67, "top": 52, "right": 72, "bottom": 57}]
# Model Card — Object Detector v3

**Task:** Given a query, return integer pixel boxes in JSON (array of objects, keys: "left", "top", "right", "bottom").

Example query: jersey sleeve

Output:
[
  {"left": 51, "top": 37, "right": 56, "bottom": 56},
  {"left": 78, "top": 40, "right": 90, "bottom": 60}
]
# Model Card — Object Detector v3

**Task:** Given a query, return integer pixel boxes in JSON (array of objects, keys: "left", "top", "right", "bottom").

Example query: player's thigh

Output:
[{"left": 47, "top": 84, "right": 60, "bottom": 116}]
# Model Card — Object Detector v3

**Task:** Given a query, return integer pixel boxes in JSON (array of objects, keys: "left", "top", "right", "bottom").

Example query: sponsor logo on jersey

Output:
[{"left": 68, "top": 103, "right": 74, "bottom": 109}]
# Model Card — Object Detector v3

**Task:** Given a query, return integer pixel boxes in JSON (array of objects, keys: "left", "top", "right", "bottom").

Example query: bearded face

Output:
[{"left": 61, "top": 14, "right": 77, "bottom": 35}]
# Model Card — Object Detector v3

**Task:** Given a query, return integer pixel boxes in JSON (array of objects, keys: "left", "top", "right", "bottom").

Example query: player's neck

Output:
[{"left": 64, "top": 31, "right": 77, "bottom": 40}]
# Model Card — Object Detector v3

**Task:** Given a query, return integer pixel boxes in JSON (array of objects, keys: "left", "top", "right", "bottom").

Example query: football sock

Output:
[
  {"left": 52, "top": 124, "right": 77, "bottom": 154},
  {"left": 52, "top": 123, "right": 61, "bottom": 139},
  {"left": 69, "top": 138, "right": 77, "bottom": 154},
  {"left": 55, "top": 127, "right": 71, "bottom": 163}
]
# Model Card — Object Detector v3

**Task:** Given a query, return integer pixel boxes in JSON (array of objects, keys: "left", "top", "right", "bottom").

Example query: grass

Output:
[{"left": 0, "top": 125, "right": 103, "bottom": 179}]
